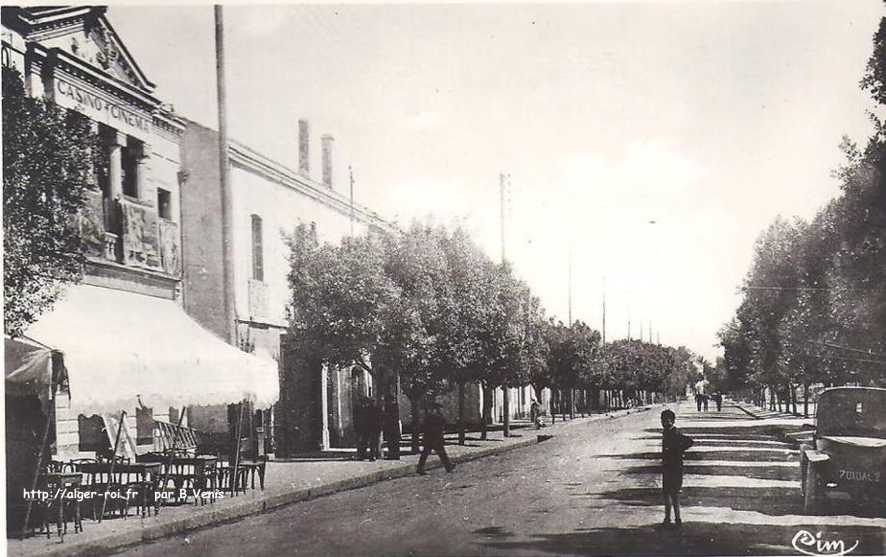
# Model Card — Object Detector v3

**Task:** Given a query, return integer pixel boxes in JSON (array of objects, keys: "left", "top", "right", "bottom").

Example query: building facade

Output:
[
  {"left": 179, "top": 119, "right": 391, "bottom": 453},
  {"left": 2, "top": 6, "right": 277, "bottom": 471}
]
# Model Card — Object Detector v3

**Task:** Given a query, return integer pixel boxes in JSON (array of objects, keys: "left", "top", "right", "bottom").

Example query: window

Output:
[
  {"left": 157, "top": 188, "right": 171, "bottom": 219},
  {"left": 121, "top": 139, "right": 139, "bottom": 198},
  {"left": 251, "top": 214, "right": 264, "bottom": 281}
]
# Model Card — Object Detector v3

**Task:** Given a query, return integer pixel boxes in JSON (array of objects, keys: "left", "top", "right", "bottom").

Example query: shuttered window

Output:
[{"left": 251, "top": 214, "right": 264, "bottom": 281}]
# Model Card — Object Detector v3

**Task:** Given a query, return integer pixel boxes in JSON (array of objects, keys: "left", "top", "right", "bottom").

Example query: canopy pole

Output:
[
  {"left": 160, "top": 407, "right": 187, "bottom": 503},
  {"left": 21, "top": 405, "right": 53, "bottom": 539},
  {"left": 230, "top": 401, "right": 245, "bottom": 496},
  {"left": 99, "top": 411, "right": 126, "bottom": 523}
]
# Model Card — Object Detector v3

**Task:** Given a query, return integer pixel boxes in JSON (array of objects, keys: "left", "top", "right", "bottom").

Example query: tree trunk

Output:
[
  {"left": 569, "top": 388, "right": 575, "bottom": 420},
  {"left": 803, "top": 383, "right": 809, "bottom": 418},
  {"left": 480, "top": 382, "right": 493, "bottom": 441},
  {"left": 790, "top": 382, "right": 798, "bottom": 416},
  {"left": 409, "top": 398, "right": 421, "bottom": 454},
  {"left": 503, "top": 385, "right": 511, "bottom": 437},
  {"left": 458, "top": 381, "right": 466, "bottom": 445}
]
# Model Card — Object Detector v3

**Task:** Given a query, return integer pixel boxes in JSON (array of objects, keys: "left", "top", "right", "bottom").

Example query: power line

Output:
[
  {"left": 742, "top": 285, "right": 873, "bottom": 292},
  {"left": 806, "top": 340, "right": 886, "bottom": 359},
  {"left": 815, "top": 354, "right": 886, "bottom": 367}
]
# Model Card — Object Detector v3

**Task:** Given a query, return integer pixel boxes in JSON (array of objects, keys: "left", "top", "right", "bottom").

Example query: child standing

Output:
[{"left": 660, "top": 408, "right": 693, "bottom": 527}]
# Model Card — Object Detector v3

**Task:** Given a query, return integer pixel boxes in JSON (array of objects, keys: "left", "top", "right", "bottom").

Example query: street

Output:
[{"left": 120, "top": 402, "right": 886, "bottom": 557}]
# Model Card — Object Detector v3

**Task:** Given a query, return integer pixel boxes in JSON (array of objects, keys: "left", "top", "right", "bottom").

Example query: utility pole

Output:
[
  {"left": 215, "top": 5, "right": 236, "bottom": 345},
  {"left": 349, "top": 165, "right": 355, "bottom": 236},
  {"left": 601, "top": 276, "right": 606, "bottom": 345},
  {"left": 567, "top": 241, "right": 573, "bottom": 326},
  {"left": 500, "top": 172, "right": 511, "bottom": 437}
]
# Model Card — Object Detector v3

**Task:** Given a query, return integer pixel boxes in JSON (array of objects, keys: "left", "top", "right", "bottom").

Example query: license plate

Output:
[{"left": 838, "top": 469, "right": 881, "bottom": 482}]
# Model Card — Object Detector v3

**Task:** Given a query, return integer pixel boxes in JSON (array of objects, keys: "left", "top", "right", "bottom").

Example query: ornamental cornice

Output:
[{"left": 31, "top": 42, "right": 160, "bottom": 112}]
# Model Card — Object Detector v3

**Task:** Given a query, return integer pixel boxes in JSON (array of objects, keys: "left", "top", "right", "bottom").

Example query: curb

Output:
[
  {"left": 17, "top": 407, "right": 651, "bottom": 557},
  {"left": 732, "top": 401, "right": 764, "bottom": 420}
]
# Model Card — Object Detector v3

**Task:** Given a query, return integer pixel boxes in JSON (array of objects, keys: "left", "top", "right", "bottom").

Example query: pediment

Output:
[{"left": 12, "top": 7, "right": 155, "bottom": 93}]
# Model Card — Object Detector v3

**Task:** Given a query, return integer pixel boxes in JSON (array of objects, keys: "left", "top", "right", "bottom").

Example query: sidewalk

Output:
[
  {"left": 731, "top": 399, "right": 816, "bottom": 421},
  {"left": 730, "top": 399, "right": 816, "bottom": 446},
  {"left": 7, "top": 406, "right": 653, "bottom": 557}
]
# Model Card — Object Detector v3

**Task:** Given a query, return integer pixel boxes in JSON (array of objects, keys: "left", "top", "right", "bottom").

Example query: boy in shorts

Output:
[{"left": 660, "top": 408, "right": 693, "bottom": 527}]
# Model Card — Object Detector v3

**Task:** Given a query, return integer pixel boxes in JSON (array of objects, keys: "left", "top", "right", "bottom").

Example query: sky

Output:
[{"left": 108, "top": 1, "right": 883, "bottom": 362}]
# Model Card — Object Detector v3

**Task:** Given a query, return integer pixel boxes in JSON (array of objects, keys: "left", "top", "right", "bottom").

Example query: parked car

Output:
[{"left": 800, "top": 386, "right": 886, "bottom": 513}]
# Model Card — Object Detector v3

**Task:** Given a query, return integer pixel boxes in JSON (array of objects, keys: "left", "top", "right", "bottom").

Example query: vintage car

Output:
[{"left": 800, "top": 386, "right": 886, "bottom": 513}]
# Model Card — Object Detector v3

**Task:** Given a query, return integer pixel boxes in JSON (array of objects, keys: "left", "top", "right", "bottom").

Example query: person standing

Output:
[
  {"left": 354, "top": 396, "right": 369, "bottom": 460},
  {"left": 416, "top": 402, "right": 454, "bottom": 475},
  {"left": 530, "top": 399, "right": 543, "bottom": 429},
  {"left": 660, "top": 408, "right": 693, "bottom": 528},
  {"left": 366, "top": 397, "right": 383, "bottom": 461},
  {"left": 382, "top": 397, "right": 401, "bottom": 460}
]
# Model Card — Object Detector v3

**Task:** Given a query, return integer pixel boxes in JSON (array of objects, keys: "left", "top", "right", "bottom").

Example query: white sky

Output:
[{"left": 108, "top": 1, "right": 883, "bottom": 361}]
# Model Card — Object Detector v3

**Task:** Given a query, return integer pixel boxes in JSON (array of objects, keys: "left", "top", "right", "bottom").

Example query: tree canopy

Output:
[{"left": 3, "top": 67, "right": 99, "bottom": 337}]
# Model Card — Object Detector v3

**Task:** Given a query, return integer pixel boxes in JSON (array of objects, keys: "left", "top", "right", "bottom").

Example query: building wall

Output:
[
  {"left": 179, "top": 121, "right": 228, "bottom": 340},
  {"left": 229, "top": 162, "right": 370, "bottom": 329}
]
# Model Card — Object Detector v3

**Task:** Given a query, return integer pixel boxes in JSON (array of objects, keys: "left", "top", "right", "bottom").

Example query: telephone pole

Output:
[
  {"left": 215, "top": 5, "right": 236, "bottom": 345},
  {"left": 499, "top": 172, "right": 511, "bottom": 437},
  {"left": 349, "top": 166, "right": 355, "bottom": 236},
  {"left": 601, "top": 276, "right": 606, "bottom": 345},
  {"left": 567, "top": 241, "right": 573, "bottom": 326}
]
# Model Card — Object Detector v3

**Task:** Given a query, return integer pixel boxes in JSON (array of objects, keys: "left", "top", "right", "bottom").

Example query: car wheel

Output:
[{"left": 803, "top": 459, "right": 819, "bottom": 514}]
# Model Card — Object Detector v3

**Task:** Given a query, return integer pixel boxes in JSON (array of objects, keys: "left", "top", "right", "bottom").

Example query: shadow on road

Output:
[
  {"left": 587, "top": 485, "right": 803, "bottom": 516},
  {"left": 619, "top": 464, "right": 799, "bottom": 482},
  {"left": 601, "top": 450, "right": 798, "bottom": 463},
  {"left": 478, "top": 522, "right": 886, "bottom": 556}
]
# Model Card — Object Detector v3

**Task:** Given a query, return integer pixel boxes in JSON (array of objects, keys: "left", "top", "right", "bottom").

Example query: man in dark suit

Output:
[
  {"left": 416, "top": 403, "right": 454, "bottom": 475},
  {"left": 660, "top": 408, "right": 693, "bottom": 527},
  {"left": 366, "top": 397, "right": 383, "bottom": 461}
]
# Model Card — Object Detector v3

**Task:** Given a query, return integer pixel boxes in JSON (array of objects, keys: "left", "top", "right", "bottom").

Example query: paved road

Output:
[{"left": 120, "top": 402, "right": 886, "bottom": 556}]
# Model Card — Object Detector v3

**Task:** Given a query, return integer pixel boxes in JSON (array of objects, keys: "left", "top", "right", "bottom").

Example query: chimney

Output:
[
  {"left": 298, "top": 120, "right": 310, "bottom": 176},
  {"left": 321, "top": 134, "right": 334, "bottom": 188}
]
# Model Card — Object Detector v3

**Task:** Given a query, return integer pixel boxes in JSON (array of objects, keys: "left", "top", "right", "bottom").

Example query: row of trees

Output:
[
  {"left": 285, "top": 221, "right": 696, "bottom": 449},
  {"left": 718, "top": 14, "right": 886, "bottom": 415}
]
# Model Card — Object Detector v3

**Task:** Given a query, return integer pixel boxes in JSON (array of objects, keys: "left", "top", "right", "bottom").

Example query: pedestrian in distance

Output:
[
  {"left": 382, "top": 396, "right": 401, "bottom": 460},
  {"left": 366, "top": 397, "right": 383, "bottom": 461},
  {"left": 702, "top": 394, "right": 709, "bottom": 412},
  {"left": 714, "top": 393, "right": 723, "bottom": 412},
  {"left": 530, "top": 399, "right": 544, "bottom": 429},
  {"left": 354, "top": 396, "right": 370, "bottom": 460},
  {"left": 416, "top": 402, "right": 455, "bottom": 475},
  {"left": 694, "top": 392, "right": 703, "bottom": 412},
  {"left": 659, "top": 408, "right": 693, "bottom": 528}
]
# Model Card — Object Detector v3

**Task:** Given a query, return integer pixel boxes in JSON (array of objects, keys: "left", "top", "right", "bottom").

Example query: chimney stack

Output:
[
  {"left": 298, "top": 120, "right": 310, "bottom": 176},
  {"left": 321, "top": 134, "right": 334, "bottom": 188}
]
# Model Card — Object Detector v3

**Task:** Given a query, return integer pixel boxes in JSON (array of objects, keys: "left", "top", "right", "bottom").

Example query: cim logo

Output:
[{"left": 792, "top": 530, "right": 859, "bottom": 557}]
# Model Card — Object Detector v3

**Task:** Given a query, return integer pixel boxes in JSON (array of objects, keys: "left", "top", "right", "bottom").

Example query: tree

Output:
[
  {"left": 3, "top": 67, "right": 98, "bottom": 336},
  {"left": 285, "top": 224, "right": 396, "bottom": 373},
  {"left": 380, "top": 223, "right": 450, "bottom": 452}
]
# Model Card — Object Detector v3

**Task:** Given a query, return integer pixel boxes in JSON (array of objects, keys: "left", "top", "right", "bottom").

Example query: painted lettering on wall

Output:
[{"left": 55, "top": 79, "right": 151, "bottom": 133}]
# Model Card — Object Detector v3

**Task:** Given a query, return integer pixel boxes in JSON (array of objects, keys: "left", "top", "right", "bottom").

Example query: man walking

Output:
[
  {"left": 416, "top": 402, "right": 454, "bottom": 475},
  {"left": 366, "top": 397, "right": 382, "bottom": 461},
  {"left": 660, "top": 408, "right": 693, "bottom": 528},
  {"left": 354, "top": 396, "right": 369, "bottom": 460}
]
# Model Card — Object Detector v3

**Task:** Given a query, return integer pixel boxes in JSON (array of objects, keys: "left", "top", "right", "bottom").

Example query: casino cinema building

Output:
[{"left": 2, "top": 6, "right": 278, "bottom": 533}]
